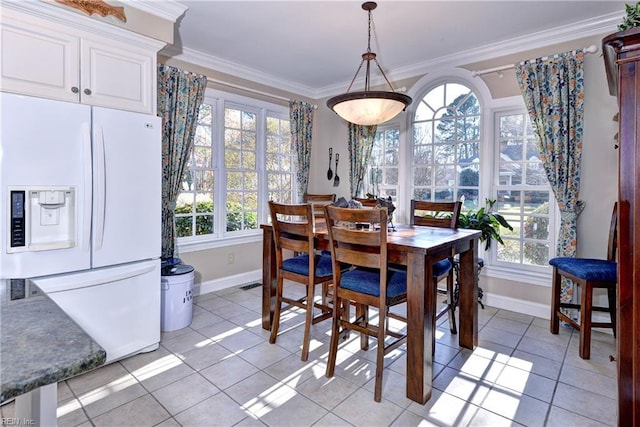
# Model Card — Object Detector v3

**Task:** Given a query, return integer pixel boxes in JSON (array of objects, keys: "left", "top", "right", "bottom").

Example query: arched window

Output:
[{"left": 411, "top": 82, "right": 481, "bottom": 210}]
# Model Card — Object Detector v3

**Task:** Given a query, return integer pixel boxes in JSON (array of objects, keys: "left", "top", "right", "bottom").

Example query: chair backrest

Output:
[
  {"left": 324, "top": 206, "right": 388, "bottom": 272},
  {"left": 410, "top": 200, "right": 462, "bottom": 229},
  {"left": 608, "top": 202, "right": 618, "bottom": 262},
  {"left": 303, "top": 193, "right": 336, "bottom": 203},
  {"left": 268, "top": 201, "right": 314, "bottom": 266},
  {"left": 354, "top": 197, "right": 379, "bottom": 208},
  {"left": 303, "top": 193, "right": 336, "bottom": 220}
]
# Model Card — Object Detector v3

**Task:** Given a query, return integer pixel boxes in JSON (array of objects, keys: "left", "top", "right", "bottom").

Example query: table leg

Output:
[
  {"left": 262, "top": 227, "right": 277, "bottom": 330},
  {"left": 458, "top": 238, "right": 479, "bottom": 349},
  {"left": 405, "top": 251, "right": 434, "bottom": 404}
]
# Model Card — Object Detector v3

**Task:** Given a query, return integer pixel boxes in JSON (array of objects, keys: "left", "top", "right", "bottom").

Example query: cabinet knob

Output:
[
  {"left": 71, "top": 87, "right": 79, "bottom": 94},
  {"left": 84, "top": 88, "right": 92, "bottom": 95}
]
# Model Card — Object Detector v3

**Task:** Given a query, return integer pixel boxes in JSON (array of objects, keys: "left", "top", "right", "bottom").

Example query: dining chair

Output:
[
  {"left": 303, "top": 193, "right": 336, "bottom": 221},
  {"left": 268, "top": 201, "right": 334, "bottom": 361},
  {"left": 323, "top": 205, "right": 407, "bottom": 402},
  {"left": 354, "top": 197, "right": 379, "bottom": 208},
  {"left": 549, "top": 202, "right": 618, "bottom": 359},
  {"left": 303, "top": 193, "right": 336, "bottom": 203},
  {"left": 410, "top": 200, "right": 462, "bottom": 334}
]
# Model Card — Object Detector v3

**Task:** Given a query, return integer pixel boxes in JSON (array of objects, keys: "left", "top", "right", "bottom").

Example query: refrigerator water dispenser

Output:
[{"left": 7, "top": 186, "right": 77, "bottom": 252}]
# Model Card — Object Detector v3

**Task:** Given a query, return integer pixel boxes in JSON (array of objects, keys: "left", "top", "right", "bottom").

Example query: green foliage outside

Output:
[
  {"left": 226, "top": 204, "right": 258, "bottom": 232},
  {"left": 175, "top": 200, "right": 257, "bottom": 237},
  {"left": 523, "top": 202, "right": 550, "bottom": 265}
]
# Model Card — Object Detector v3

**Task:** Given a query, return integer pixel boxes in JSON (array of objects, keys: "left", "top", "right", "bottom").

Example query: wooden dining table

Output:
[{"left": 260, "top": 222, "right": 481, "bottom": 404}]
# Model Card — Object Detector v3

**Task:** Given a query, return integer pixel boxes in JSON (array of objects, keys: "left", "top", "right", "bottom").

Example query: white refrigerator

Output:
[{"left": 1, "top": 93, "right": 162, "bottom": 363}]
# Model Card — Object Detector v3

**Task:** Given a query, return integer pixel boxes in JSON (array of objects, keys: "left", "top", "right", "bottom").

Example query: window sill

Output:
[
  {"left": 481, "top": 264, "right": 552, "bottom": 287},
  {"left": 177, "top": 231, "right": 262, "bottom": 254}
]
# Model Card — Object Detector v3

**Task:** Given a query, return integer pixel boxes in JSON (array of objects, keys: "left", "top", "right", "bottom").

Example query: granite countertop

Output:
[{"left": 0, "top": 279, "right": 106, "bottom": 403}]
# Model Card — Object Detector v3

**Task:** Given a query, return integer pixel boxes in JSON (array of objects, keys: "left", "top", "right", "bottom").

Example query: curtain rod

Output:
[
  {"left": 207, "top": 77, "right": 318, "bottom": 108},
  {"left": 471, "top": 44, "right": 599, "bottom": 78}
]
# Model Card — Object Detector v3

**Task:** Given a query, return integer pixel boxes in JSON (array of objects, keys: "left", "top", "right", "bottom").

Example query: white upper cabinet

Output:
[
  {"left": 80, "top": 38, "right": 154, "bottom": 113},
  {"left": 0, "top": 4, "right": 165, "bottom": 114},
  {"left": 1, "top": 21, "right": 80, "bottom": 103}
]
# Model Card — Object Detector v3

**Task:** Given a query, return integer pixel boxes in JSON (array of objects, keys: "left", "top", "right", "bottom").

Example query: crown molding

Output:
[
  {"left": 384, "top": 10, "right": 623, "bottom": 86},
  {"left": 124, "top": 0, "right": 187, "bottom": 22},
  {"left": 161, "top": 45, "right": 319, "bottom": 98},
  {"left": 163, "top": 10, "right": 624, "bottom": 100}
]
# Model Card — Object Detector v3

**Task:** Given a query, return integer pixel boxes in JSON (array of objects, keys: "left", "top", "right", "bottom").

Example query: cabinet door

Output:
[
  {"left": 0, "top": 21, "right": 80, "bottom": 102},
  {"left": 81, "top": 38, "right": 154, "bottom": 114}
]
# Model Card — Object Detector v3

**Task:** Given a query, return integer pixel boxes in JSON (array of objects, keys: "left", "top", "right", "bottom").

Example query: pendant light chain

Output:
[
  {"left": 367, "top": 5, "right": 372, "bottom": 54},
  {"left": 364, "top": 5, "right": 373, "bottom": 91},
  {"left": 326, "top": 1, "right": 412, "bottom": 126}
]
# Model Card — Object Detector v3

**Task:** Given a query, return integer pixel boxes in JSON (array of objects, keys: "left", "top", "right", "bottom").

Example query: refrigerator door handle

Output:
[
  {"left": 82, "top": 122, "right": 92, "bottom": 252},
  {"left": 95, "top": 125, "right": 106, "bottom": 250}
]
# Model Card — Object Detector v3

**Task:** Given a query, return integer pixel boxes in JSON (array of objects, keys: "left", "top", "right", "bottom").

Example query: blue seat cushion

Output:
[
  {"left": 433, "top": 259, "right": 452, "bottom": 277},
  {"left": 340, "top": 268, "right": 407, "bottom": 299},
  {"left": 549, "top": 257, "right": 617, "bottom": 282},
  {"left": 389, "top": 259, "right": 451, "bottom": 278},
  {"left": 282, "top": 254, "right": 333, "bottom": 277}
]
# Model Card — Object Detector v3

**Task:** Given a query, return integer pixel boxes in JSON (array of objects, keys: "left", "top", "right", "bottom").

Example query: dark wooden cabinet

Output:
[{"left": 603, "top": 27, "right": 640, "bottom": 426}]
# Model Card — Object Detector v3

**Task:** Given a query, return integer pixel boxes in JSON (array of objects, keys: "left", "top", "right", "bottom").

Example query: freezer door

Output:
[
  {"left": 0, "top": 93, "right": 92, "bottom": 278},
  {"left": 91, "top": 107, "right": 161, "bottom": 268},
  {"left": 34, "top": 259, "right": 161, "bottom": 363}
]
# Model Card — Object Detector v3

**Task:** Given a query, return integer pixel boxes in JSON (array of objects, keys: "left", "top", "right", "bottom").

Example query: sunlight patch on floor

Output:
[
  {"left": 57, "top": 397, "right": 81, "bottom": 417},
  {"left": 76, "top": 374, "right": 139, "bottom": 406},
  {"left": 241, "top": 382, "right": 297, "bottom": 417},
  {"left": 129, "top": 354, "right": 183, "bottom": 381},
  {"left": 208, "top": 325, "right": 244, "bottom": 342}
]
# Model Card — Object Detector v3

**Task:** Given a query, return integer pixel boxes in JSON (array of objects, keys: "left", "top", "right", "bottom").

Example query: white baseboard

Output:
[
  {"left": 194, "top": 269, "right": 262, "bottom": 296},
  {"left": 484, "top": 292, "right": 550, "bottom": 320}
]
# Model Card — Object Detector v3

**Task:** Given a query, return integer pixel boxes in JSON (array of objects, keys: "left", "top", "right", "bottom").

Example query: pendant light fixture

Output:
[{"left": 327, "top": 1, "right": 412, "bottom": 126}]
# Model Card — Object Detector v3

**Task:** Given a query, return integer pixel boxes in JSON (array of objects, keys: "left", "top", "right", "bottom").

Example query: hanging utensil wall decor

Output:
[
  {"left": 333, "top": 153, "right": 340, "bottom": 187},
  {"left": 327, "top": 147, "right": 333, "bottom": 180}
]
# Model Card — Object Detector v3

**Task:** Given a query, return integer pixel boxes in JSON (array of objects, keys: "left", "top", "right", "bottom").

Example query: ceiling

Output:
[{"left": 163, "top": 1, "right": 626, "bottom": 98}]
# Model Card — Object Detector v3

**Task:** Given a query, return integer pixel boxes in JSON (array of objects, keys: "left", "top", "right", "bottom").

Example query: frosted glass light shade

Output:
[{"left": 327, "top": 91, "right": 412, "bottom": 126}]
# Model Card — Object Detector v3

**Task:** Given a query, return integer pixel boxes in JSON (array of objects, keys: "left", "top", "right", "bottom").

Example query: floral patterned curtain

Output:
[
  {"left": 348, "top": 123, "right": 377, "bottom": 197},
  {"left": 515, "top": 49, "right": 585, "bottom": 307},
  {"left": 157, "top": 64, "right": 207, "bottom": 260},
  {"left": 289, "top": 100, "right": 314, "bottom": 202}
]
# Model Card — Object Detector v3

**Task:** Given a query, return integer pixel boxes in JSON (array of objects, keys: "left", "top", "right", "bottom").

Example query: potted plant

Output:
[
  {"left": 458, "top": 198, "right": 513, "bottom": 251},
  {"left": 618, "top": 2, "right": 640, "bottom": 31}
]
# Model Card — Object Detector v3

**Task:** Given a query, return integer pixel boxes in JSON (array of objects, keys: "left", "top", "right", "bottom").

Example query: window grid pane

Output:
[
  {"left": 412, "top": 82, "right": 480, "bottom": 211},
  {"left": 175, "top": 102, "right": 216, "bottom": 238},
  {"left": 367, "top": 126, "right": 399, "bottom": 201},
  {"left": 495, "top": 112, "right": 552, "bottom": 267},
  {"left": 266, "top": 115, "right": 294, "bottom": 206},
  {"left": 225, "top": 107, "right": 258, "bottom": 232}
]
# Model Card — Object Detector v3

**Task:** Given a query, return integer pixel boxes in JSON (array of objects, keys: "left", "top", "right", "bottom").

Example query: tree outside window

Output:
[{"left": 412, "top": 82, "right": 481, "bottom": 211}]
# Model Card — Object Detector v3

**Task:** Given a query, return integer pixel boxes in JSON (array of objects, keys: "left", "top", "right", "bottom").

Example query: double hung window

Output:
[
  {"left": 175, "top": 90, "right": 294, "bottom": 248},
  {"left": 494, "top": 110, "right": 554, "bottom": 268}
]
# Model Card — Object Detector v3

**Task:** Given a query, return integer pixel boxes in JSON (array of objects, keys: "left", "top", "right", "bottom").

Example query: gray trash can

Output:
[{"left": 161, "top": 264, "right": 195, "bottom": 332}]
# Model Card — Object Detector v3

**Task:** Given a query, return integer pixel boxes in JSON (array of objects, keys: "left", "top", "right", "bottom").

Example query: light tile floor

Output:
[{"left": 1, "top": 284, "right": 618, "bottom": 426}]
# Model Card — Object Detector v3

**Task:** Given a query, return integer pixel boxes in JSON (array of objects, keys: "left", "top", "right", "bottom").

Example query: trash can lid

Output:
[
  {"left": 161, "top": 264, "right": 194, "bottom": 276},
  {"left": 161, "top": 257, "right": 183, "bottom": 269}
]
